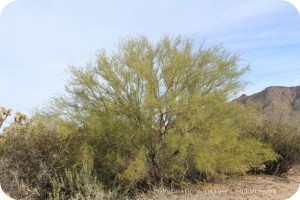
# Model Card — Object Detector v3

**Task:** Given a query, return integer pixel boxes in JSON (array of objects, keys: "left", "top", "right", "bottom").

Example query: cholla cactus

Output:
[
  {"left": 14, "top": 112, "right": 27, "bottom": 125},
  {"left": 0, "top": 107, "right": 12, "bottom": 128}
]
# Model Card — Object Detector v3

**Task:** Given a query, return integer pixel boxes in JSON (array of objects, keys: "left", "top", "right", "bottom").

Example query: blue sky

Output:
[{"left": 0, "top": 0, "right": 299, "bottom": 116}]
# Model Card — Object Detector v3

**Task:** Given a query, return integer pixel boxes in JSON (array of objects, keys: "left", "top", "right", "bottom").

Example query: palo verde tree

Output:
[{"left": 46, "top": 36, "right": 276, "bottom": 190}]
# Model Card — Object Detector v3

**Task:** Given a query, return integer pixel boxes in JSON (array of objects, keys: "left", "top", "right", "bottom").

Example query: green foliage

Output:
[
  {"left": 248, "top": 120, "right": 300, "bottom": 175},
  {"left": 0, "top": 36, "right": 279, "bottom": 198},
  {"left": 120, "top": 147, "right": 148, "bottom": 183},
  {"left": 41, "top": 35, "right": 277, "bottom": 191}
]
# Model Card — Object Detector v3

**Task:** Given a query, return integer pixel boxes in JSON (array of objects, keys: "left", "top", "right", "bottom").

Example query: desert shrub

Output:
[
  {"left": 40, "top": 35, "right": 277, "bottom": 193},
  {"left": 248, "top": 120, "right": 300, "bottom": 175},
  {"left": 0, "top": 159, "right": 39, "bottom": 199},
  {"left": 49, "top": 160, "right": 118, "bottom": 200},
  {"left": 0, "top": 121, "right": 88, "bottom": 199}
]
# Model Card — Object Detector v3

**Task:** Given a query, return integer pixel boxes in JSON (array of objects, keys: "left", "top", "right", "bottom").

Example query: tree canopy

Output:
[{"left": 38, "top": 35, "right": 277, "bottom": 190}]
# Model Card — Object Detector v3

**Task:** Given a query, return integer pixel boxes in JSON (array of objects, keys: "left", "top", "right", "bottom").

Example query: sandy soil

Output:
[{"left": 137, "top": 167, "right": 300, "bottom": 200}]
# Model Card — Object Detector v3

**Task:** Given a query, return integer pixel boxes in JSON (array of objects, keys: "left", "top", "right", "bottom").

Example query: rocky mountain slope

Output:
[{"left": 236, "top": 86, "right": 300, "bottom": 128}]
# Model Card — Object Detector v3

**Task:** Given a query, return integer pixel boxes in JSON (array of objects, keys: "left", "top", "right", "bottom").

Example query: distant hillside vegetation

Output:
[{"left": 236, "top": 86, "right": 300, "bottom": 128}]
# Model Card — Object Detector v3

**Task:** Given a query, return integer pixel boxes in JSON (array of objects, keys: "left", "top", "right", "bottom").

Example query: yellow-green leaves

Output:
[
  {"left": 39, "top": 35, "right": 276, "bottom": 190},
  {"left": 121, "top": 147, "right": 148, "bottom": 182}
]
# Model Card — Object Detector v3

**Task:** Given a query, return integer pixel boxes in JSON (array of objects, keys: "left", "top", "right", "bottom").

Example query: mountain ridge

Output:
[{"left": 236, "top": 85, "right": 300, "bottom": 128}]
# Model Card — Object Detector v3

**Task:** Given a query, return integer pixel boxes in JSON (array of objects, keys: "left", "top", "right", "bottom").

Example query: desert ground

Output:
[{"left": 136, "top": 166, "right": 300, "bottom": 200}]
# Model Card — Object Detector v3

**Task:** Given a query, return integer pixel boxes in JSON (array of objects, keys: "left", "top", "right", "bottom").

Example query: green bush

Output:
[
  {"left": 41, "top": 35, "right": 277, "bottom": 191},
  {"left": 248, "top": 120, "right": 300, "bottom": 175},
  {"left": 0, "top": 36, "right": 280, "bottom": 198}
]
